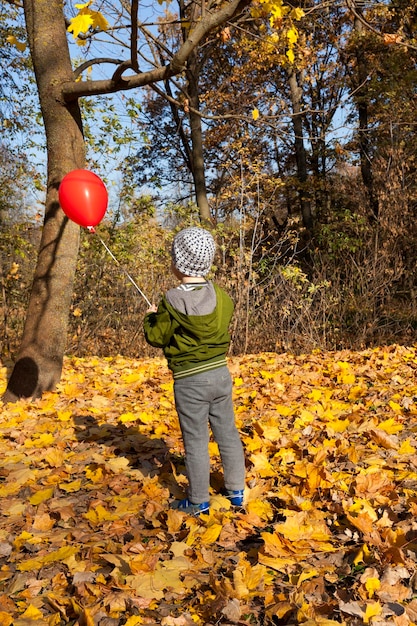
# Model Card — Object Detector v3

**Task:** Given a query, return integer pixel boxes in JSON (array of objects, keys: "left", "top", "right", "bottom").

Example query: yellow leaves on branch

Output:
[
  {"left": 252, "top": 0, "right": 305, "bottom": 66},
  {"left": 67, "top": 1, "right": 109, "bottom": 41},
  {"left": 254, "top": 0, "right": 304, "bottom": 25}
]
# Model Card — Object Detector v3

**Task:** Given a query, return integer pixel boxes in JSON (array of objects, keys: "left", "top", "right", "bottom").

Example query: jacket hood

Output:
[{"left": 164, "top": 282, "right": 230, "bottom": 341}]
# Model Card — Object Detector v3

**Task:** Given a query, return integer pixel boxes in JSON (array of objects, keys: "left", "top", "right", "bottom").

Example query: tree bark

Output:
[
  {"left": 186, "top": 51, "right": 211, "bottom": 224},
  {"left": 353, "top": 6, "right": 379, "bottom": 219},
  {"left": 288, "top": 69, "right": 313, "bottom": 232},
  {"left": 3, "top": 0, "right": 85, "bottom": 401}
]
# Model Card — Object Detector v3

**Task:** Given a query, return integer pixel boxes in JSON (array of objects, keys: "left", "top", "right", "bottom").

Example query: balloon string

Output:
[{"left": 90, "top": 229, "right": 152, "bottom": 307}]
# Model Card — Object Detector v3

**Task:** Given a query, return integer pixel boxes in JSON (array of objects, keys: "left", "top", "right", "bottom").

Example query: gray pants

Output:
[{"left": 173, "top": 366, "right": 245, "bottom": 504}]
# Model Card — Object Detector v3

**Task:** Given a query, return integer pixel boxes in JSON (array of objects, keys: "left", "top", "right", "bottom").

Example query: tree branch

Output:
[
  {"left": 73, "top": 58, "right": 124, "bottom": 79},
  {"left": 62, "top": 0, "right": 251, "bottom": 101}
]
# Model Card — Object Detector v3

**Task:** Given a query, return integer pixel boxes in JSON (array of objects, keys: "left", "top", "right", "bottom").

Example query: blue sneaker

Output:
[
  {"left": 173, "top": 498, "right": 210, "bottom": 516},
  {"left": 225, "top": 489, "right": 244, "bottom": 506}
]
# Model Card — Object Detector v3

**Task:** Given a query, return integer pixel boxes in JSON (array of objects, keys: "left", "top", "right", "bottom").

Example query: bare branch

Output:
[
  {"left": 73, "top": 58, "right": 124, "bottom": 79},
  {"left": 61, "top": 0, "right": 251, "bottom": 101}
]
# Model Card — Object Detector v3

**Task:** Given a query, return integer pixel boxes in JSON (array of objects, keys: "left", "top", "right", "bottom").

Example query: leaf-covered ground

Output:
[{"left": 1, "top": 345, "right": 417, "bottom": 626}]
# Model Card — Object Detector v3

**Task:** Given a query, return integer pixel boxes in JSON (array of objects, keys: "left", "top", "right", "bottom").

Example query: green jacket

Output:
[{"left": 143, "top": 282, "right": 234, "bottom": 379}]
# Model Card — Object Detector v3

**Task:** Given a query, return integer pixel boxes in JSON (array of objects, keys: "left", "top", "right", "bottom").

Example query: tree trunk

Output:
[
  {"left": 3, "top": 0, "right": 85, "bottom": 401},
  {"left": 288, "top": 69, "right": 313, "bottom": 232},
  {"left": 353, "top": 8, "right": 379, "bottom": 219},
  {"left": 179, "top": 0, "right": 211, "bottom": 224},
  {"left": 187, "top": 51, "right": 211, "bottom": 225}
]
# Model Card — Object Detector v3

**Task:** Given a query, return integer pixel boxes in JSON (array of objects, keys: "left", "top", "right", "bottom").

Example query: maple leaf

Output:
[
  {"left": 364, "top": 601, "right": 382, "bottom": 623},
  {"left": 125, "top": 556, "right": 191, "bottom": 599},
  {"left": 67, "top": 13, "right": 94, "bottom": 38},
  {"left": 67, "top": 4, "right": 109, "bottom": 39}
]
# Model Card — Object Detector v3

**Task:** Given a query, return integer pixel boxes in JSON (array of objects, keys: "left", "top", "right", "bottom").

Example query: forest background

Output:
[{"left": 1, "top": 0, "right": 417, "bottom": 374}]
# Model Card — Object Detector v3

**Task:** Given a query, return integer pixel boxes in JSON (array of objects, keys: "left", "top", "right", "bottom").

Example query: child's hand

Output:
[{"left": 147, "top": 304, "right": 158, "bottom": 314}]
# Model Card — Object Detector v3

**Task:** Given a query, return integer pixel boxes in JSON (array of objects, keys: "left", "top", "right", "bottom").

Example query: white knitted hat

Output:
[{"left": 172, "top": 227, "right": 216, "bottom": 277}]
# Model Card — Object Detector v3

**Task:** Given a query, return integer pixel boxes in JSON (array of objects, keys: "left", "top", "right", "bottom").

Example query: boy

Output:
[{"left": 143, "top": 227, "right": 245, "bottom": 515}]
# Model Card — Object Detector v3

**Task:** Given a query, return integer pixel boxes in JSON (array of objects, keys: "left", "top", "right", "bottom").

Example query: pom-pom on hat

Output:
[{"left": 172, "top": 227, "right": 216, "bottom": 277}]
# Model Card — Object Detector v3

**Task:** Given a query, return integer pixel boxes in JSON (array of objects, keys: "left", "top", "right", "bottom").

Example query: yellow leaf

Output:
[
  {"left": 210, "top": 493, "right": 231, "bottom": 511},
  {"left": 250, "top": 452, "right": 276, "bottom": 477},
  {"left": 57, "top": 410, "right": 72, "bottom": 421},
  {"left": 84, "top": 504, "right": 116, "bottom": 525},
  {"left": 201, "top": 523, "right": 223, "bottom": 544},
  {"left": 349, "top": 385, "right": 366, "bottom": 400},
  {"left": 21, "top": 604, "right": 44, "bottom": 620},
  {"left": 137, "top": 411, "right": 154, "bottom": 424},
  {"left": 348, "top": 498, "right": 378, "bottom": 521},
  {"left": 123, "top": 371, "right": 145, "bottom": 384},
  {"left": 278, "top": 511, "right": 334, "bottom": 545},
  {"left": 291, "top": 7, "right": 305, "bottom": 20},
  {"left": 126, "top": 557, "right": 190, "bottom": 599},
  {"left": 275, "top": 404, "right": 295, "bottom": 416},
  {"left": 364, "top": 601, "right": 382, "bottom": 623},
  {"left": 0, "top": 611, "right": 13, "bottom": 626},
  {"left": 166, "top": 509, "right": 185, "bottom": 533},
  {"left": 252, "top": 108, "right": 260, "bottom": 121},
  {"left": 119, "top": 411, "right": 138, "bottom": 423},
  {"left": 6, "top": 35, "right": 27, "bottom": 52},
  {"left": 339, "top": 372, "right": 356, "bottom": 384},
  {"left": 399, "top": 439, "right": 416, "bottom": 454},
  {"left": 59, "top": 479, "right": 82, "bottom": 492},
  {"left": 0, "top": 482, "right": 24, "bottom": 497},
  {"left": 286, "top": 48, "right": 295, "bottom": 63},
  {"left": 309, "top": 389, "right": 322, "bottom": 401},
  {"left": 379, "top": 416, "right": 402, "bottom": 433},
  {"left": 365, "top": 577, "right": 381, "bottom": 598},
  {"left": 287, "top": 27, "right": 298, "bottom": 45},
  {"left": 85, "top": 466, "right": 104, "bottom": 482},
  {"left": 81, "top": 608, "right": 95, "bottom": 626},
  {"left": 233, "top": 559, "right": 265, "bottom": 599},
  {"left": 18, "top": 546, "right": 78, "bottom": 571},
  {"left": 208, "top": 441, "right": 219, "bottom": 455},
  {"left": 270, "top": 4, "right": 283, "bottom": 20},
  {"left": 91, "top": 10, "right": 109, "bottom": 32},
  {"left": 246, "top": 499, "right": 274, "bottom": 520},
  {"left": 294, "top": 409, "right": 315, "bottom": 428},
  {"left": 106, "top": 457, "right": 130, "bottom": 473},
  {"left": 326, "top": 418, "right": 349, "bottom": 433},
  {"left": 67, "top": 14, "right": 94, "bottom": 38},
  {"left": 388, "top": 400, "right": 402, "bottom": 413},
  {"left": 25, "top": 433, "right": 55, "bottom": 448},
  {"left": 297, "top": 568, "right": 319, "bottom": 586},
  {"left": 44, "top": 448, "right": 65, "bottom": 468},
  {"left": 258, "top": 552, "right": 297, "bottom": 571},
  {"left": 353, "top": 543, "right": 372, "bottom": 565},
  {"left": 29, "top": 487, "right": 54, "bottom": 505},
  {"left": 14, "top": 531, "right": 34, "bottom": 550}
]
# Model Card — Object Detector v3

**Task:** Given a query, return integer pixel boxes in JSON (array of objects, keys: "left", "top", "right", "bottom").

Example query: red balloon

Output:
[{"left": 59, "top": 169, "right": 108, "bottom": 228}]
